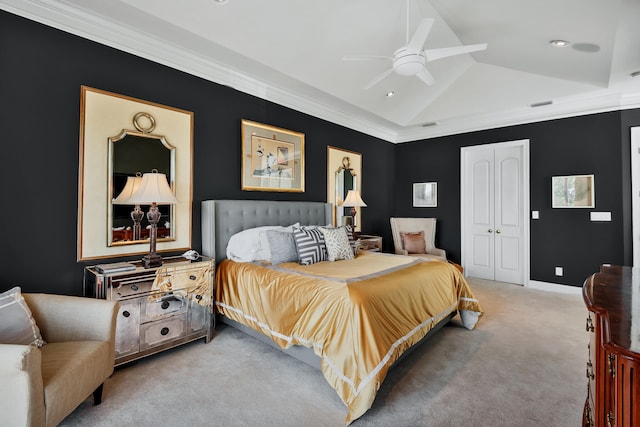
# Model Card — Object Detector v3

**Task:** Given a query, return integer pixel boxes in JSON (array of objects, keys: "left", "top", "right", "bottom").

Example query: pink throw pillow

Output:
[{"left": 400, "top": 231, "right": 426, "bottom": 254}]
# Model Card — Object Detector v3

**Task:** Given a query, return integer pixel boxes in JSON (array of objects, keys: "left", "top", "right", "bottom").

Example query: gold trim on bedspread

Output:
[{"left": 215, "top": 252, "right": 483, "bottom": 424}]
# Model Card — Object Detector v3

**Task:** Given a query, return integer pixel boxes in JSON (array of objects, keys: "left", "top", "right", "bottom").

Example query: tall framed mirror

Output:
[
  {"left": 78, "top": 86, "right": 193, "bottom": 261},
  {"left": 327, "top": 146, "right": 363, "bottom": 230}
]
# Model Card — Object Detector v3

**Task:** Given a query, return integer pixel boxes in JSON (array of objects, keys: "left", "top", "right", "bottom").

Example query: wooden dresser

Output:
[{"left": 583, "top": 265, "right": 640, "bottom": 427}]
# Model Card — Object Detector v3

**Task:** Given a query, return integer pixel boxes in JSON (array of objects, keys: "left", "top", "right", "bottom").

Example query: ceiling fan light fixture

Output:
[
  {"left": 549, "top": 40, "right": 570, "bottom": 47},
  {"left": 393, "top": 48, "right": 426, "bottom": 76}
]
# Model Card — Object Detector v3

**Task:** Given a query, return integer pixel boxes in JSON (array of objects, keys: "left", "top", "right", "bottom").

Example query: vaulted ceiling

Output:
[{"left": 3, "top": 0, "right": 640, "bottom": 142}]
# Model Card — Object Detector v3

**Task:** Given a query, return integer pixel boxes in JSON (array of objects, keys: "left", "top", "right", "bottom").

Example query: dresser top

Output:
[{"left": 584, "top": 265, "right": 640, "bottom": 355}]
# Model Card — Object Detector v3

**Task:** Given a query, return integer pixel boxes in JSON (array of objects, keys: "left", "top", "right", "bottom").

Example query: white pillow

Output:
[
  {"left": 0, "top": 286, "right": 46, "bottom": 347},
  {"left": 227, "top": 226, "right": 285, "bottom": 262},
  {"left": 226, "top": 223, "right": 300, "bottom": 262}
]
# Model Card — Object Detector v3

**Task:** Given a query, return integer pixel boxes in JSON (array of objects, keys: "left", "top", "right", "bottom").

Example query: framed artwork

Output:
[
  {"left": 78, "top": 86, "right": 193, "bottom": 261},
  {"left": 552, "top": 174, "right": 595, "bottom": 208},
  {"left": 413, "top": 182, "right": 437, "bottom": 207},
  {"left": 241, "top": 119, "right": 305, "bottom": 192}
]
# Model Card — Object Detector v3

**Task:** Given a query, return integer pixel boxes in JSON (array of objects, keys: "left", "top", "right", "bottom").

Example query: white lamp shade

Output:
[
  {"left": 342, "top": 190, "right": 367, "bottom": 207},
  {"left": 126, "top": 171, "right": 178, "bottom": 205},
  {"left": 112, "top": 175, "right": 143, "bottom": 205}
]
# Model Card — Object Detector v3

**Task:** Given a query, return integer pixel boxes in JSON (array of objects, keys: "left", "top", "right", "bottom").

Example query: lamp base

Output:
[{"left": 141, "top": 252, "right": 163, "bottom": 268}]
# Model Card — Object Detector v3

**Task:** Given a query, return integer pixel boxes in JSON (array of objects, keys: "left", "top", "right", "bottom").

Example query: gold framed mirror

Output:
[
  {"left": 78, "top": 86, "right": 193, "bottom": 261},
  {"left": 327, "top": 146, "right": 362, "bottom": 229}
]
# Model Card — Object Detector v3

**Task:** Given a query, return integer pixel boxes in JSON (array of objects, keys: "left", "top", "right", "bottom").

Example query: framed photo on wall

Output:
[
  {"left": 413, "top": 182, "right": 437, "bottom": 207},
  {"left": 552, "top": 174, "right": 595, "bottom": 208},
  {"left": 241, "top": 119, "right": 305, "bottom": 192}
]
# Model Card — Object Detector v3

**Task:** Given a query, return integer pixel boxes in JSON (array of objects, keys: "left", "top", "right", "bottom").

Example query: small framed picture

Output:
[
  {"left": 413, "top": 182, "right": 437, "bottom": 207},
  {"left": 552, "top": 174, "right": 594, "bottom": 208}
]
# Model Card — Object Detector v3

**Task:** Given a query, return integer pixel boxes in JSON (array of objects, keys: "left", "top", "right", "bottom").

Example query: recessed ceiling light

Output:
[
  {"left": 213, "top": 0, "right": 229, "bottom": 4},
  {"left": 631, "top": 71, "right": 640, "bottom": 78},
  {"left": 385, "top": 91, "right": 395, "bottom": 98},
  {"left": 549, "top": 40, "right": 570, "bottom": 47}
]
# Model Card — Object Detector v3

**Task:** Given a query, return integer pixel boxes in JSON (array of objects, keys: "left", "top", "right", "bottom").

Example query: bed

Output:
[{"left": 201, "top": 199, "right": 483, "bottom": 424}]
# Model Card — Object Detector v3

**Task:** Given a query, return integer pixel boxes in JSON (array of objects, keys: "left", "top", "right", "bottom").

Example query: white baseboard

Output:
[{"left": 527, "top": 280, "right": 582, "bottom": 295}]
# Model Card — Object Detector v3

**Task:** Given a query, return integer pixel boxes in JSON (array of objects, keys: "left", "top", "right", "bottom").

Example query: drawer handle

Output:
[
  {"left": 131, "top": 284, "right": 139, "bottom": 291},
  {"left": 161, "top": 301, "right": 170, "bottom": 310},
  {"left": 608, "top": 354, "right": 616, "bottom": 377},
  {"left": 586, "top": 361, "right": 594, "bottom": 380},
  {"left": 195, "top": 294, "right": 202, "bottom": 300},
  {"left": 122, "top": 311, "right": 130, "bottom": 318},
  {"left": 160, "top": 327, "right": 169, "bottom": 336},
  {"left": 189, "top": 275, "right": 197, "bottom": 280},
  {"left": 586, "top": 317, "right": 594, "bottom": 332}
]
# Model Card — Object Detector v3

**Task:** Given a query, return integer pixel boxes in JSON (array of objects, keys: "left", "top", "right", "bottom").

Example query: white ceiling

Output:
[{"left": 3, "top": 0, "right": 640, "bottom": 142}]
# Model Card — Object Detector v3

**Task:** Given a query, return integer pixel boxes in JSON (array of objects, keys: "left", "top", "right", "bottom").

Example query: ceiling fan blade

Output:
[
  {"left": 424, "top": 43, "right": 487, "bottom": 62},
  {"left": 416, "top": 67, "right": 435, "bottom": 86},
  {"left": 407, "top": 18, "right": 434, "bottom": 53},
  {"left": 364, "top": 67, "right": 395, "bottom": 90},
  {"left": 343, "top": 55, "right": 391, "bottom": 61}
]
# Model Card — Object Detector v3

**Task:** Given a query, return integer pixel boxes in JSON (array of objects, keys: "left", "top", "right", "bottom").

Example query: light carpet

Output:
[{"left": 60, "top": 278, "right": 588, "bottom": 427}]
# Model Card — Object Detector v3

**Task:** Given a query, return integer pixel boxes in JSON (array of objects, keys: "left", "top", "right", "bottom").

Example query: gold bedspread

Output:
[{"left": 215, "top": 252, "right": 483, "bottom": 424}]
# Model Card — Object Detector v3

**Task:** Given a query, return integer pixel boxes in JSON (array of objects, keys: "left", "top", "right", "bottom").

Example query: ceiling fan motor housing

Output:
[{"left": 393, "top": 47, "right": 426, "bottom": 76}]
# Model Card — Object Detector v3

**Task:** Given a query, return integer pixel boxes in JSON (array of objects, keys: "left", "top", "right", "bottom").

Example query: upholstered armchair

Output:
[
  {"left": 0, "top": 291, "right": 118, "bottom": 427},
  {"left": 390, "top": 217, "right": 447, "bottom": 261}
]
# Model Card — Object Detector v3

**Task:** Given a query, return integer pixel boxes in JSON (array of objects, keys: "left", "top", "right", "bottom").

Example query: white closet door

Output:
[{"left": 462, "top": 142, "right": 526, "bottom": 285}]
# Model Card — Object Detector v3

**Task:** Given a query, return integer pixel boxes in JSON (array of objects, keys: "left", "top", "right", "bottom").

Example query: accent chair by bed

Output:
[{"left": 390, "top": 217, "right": 447, "bottom": 261}]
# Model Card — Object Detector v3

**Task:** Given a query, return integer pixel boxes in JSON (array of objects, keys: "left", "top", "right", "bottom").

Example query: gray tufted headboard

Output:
[{"left": 201, "top": 200, "right": 332, "bottom": 264}]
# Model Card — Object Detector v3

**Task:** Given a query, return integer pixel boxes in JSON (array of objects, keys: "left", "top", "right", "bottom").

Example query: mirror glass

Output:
[
  {"left": 108, "top": 129, "right": 176, "bottom": 246},
  {"left": 335, "top": 157, "right": 357, "bottom": 227}
]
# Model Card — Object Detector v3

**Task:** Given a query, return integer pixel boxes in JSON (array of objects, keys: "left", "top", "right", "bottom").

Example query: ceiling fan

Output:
[{"left": 344, "top": 2, "right": 487, "bottom": 89}]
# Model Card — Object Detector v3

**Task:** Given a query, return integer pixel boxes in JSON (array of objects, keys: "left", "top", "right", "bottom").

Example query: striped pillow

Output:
[
  {"left": 293, "top": 227, "right": 327, "bottom": 265},
  {"left": 345, "top": 225, "right": 356, "bottom": 255}
]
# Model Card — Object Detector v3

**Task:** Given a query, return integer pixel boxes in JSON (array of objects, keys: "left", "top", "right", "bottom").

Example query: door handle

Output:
[
  {"left": 488, "top": 229, "right": 493, "bottom": 233},
  {"left": 496, "top": 229, "right": 501, "bottom": 234}
]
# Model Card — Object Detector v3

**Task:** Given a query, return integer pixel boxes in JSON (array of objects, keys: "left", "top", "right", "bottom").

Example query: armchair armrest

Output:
[
  {"left": 23, "top": 294, "right": 118, "bottom": 346},
  {"left": 394, "top": 248, "right": 409, "bottom": 256},
  {"left": 427, "top": 247, "right": 447, "bottom": 259},
  {"left": 0, "top": 344, "right": 45, "bottom": 426}
]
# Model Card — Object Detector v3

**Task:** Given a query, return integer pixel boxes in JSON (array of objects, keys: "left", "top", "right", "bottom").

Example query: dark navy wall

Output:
[
  {"left": 0, "top": 10, "right": 394, "bottom": 295},
  {"left": 395, "top": 112, "right": 640, "bottom": 286},
  {"left": 1, "top": 10, "right": 638, "bottom": 293}
]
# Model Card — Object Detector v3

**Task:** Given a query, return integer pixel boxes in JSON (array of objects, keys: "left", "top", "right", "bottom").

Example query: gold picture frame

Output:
[
  {"left": 78, "top": 86, "right": 193, "bottom": 261},
  {"left": 241, "top": 119, "right": 305, "bottom": 192}
]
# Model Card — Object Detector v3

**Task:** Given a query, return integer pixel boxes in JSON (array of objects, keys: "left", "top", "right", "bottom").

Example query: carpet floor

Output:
[{"left": 60, "top": 278, "right": 587, "bottom": 427}]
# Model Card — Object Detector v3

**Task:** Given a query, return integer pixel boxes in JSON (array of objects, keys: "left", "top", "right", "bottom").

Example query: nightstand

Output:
[
  {"left": 357, "top": 234, "right": 383, "bottom": 252},
  {"left": 83, "top": 255, "right": 214, "bottom": 366}
]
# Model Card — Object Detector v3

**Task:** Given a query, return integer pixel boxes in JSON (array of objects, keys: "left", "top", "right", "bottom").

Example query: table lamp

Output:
[
  {"left": 112, "top": 172, "right": 144, "bottom": 240},
  {"left": 126, "top": 169, "right": 177, "bottom": 268},
  {"left": 342, "top": 190, "right": 367, "bottom": 228}
]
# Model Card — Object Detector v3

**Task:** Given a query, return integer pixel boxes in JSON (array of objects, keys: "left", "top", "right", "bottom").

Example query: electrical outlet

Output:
[{"left": 555, "top": 266, "right": 563, "bottom": 276}]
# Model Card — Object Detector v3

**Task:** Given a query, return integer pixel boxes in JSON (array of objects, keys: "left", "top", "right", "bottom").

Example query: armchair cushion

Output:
[
  {"left": 400, "top": 231, "right": 427, "bottom": 254},
  {"left": 0, "top": 287, "right": 45, "bottom": 347}
]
